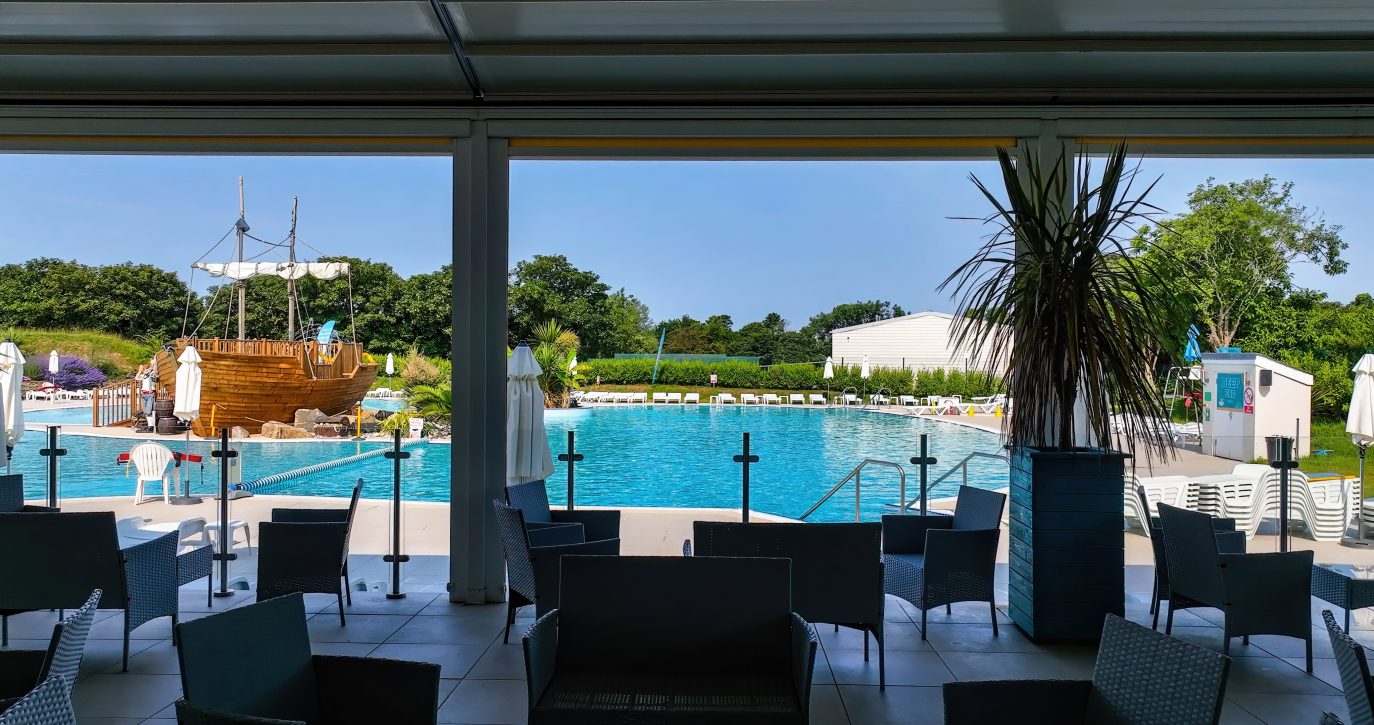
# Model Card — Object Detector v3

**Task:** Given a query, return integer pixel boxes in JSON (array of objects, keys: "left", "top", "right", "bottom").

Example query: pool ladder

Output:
[
  {"left": 798, "top": 451, "right": 1013, "bottom": 522},
  {"left": 799, "top": 459, "right": 910, "bottom": 521}
]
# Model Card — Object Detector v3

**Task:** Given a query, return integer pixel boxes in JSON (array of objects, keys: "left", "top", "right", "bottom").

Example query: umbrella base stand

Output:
[{"left": 168, "top": 495, "right": 204, "bottom": 506}]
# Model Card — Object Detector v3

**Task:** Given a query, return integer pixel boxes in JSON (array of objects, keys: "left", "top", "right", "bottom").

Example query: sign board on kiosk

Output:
[{"left": 1200, "top": 352, "right": 1312, "bottom": 462}]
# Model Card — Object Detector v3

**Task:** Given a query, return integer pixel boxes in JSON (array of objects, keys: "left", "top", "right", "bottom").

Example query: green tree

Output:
[
  {"left": 663, "top": 324, "right": 715, "bottom": 354},
  {"left": 0, "top": 259, "right": 193, "bottom": 341},
  {"left": 801, "top": 300, "right": 907, "bottom": 345},
  {"left": 408, "top": 383, "right": 452, "bottom": 420},
  {"left": 599, "top": 289, "right": 655, "bottom": 355},
  {"left": 509, "top": 255, "right": 634, "bottom": 358},
  {"left": 1134, "top": 176, "right": 1347, "bottom": 350},
  {"left": 393, "top": 265, "right": 452, "bottom": 357}
]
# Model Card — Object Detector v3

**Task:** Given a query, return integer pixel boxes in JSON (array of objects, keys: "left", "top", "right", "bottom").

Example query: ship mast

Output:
[
  {"left": 234, "top": 176, "right": 248, "bottom": 340},
  {"left": 287, "top": 196, "right": 299, "bottom": 341}
]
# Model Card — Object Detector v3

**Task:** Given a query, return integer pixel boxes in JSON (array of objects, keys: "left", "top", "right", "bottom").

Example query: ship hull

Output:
[{"left": 155, "top": 339, "right": 378, "bottom": 437}]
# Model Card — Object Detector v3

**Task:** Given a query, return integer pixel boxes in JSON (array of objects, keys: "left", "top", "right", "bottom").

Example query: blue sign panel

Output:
[{"left": 1216, "top": 372, "right": 1244, "bottom": 410}]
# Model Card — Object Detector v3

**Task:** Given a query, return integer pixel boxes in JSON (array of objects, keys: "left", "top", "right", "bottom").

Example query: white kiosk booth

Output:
[{"left": 1200, "top": 353, "right": 1313, "bottom": 462}]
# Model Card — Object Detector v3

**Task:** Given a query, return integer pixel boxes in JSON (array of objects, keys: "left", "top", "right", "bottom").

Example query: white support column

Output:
[{"left": 450, "top": 123, "right": 510, "bottom": 602}]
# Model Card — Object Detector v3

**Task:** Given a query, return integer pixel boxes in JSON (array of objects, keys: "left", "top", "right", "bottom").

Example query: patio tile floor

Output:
[{"left": 1, "top": 561, "right": 1354, "bottom": 723}]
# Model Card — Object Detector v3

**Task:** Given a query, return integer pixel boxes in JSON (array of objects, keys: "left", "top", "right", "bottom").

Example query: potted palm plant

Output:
[{"left": 943, "top": 143, "right": 1187, "bottom": 641}]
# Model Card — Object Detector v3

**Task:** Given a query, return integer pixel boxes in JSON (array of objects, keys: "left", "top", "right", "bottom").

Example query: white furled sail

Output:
[{"left": 194, "top": 261, "right": 349, "bottom": 280}]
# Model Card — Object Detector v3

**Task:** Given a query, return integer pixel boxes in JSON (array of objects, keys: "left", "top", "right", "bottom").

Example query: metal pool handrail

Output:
[
  {"left": 898, "top": 451, "right": 1009, "bottom": 511},
  {"left": 799, "top": 458, "right": 907, "bottom": 521}
]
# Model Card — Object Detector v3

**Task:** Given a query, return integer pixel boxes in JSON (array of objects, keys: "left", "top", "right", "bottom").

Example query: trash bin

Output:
[{"left": 1265, "top": 435, "right": 1294, "bottom": 463}]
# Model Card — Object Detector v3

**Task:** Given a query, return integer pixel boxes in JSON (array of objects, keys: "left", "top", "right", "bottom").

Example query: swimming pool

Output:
[{"left": 10, "top": 406, "right": 1006, "bottom": 522}]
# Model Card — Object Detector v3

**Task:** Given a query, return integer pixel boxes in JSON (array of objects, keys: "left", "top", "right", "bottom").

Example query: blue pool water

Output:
[
  {"left": 25, "top": 399, "right": 403, "bottom": 426},
  {"left": 10, "top": 406, "right": 1005, "bottom": 522}
]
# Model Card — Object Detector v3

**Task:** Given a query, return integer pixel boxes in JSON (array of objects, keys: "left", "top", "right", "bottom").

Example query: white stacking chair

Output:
[
  {"left": 130, "top": 442, "right": 175, "bottom": 505},
  {"left": 809, "top": 394, "right": 826, "bottom": 405},
  {"left": 1267, "top": 471, "right": 1352, "bottom": 542},
  {"left": 1126, "top": 475, "right": 1190, "bottom": 535},
  {"left": 683, "top": 393, "right": 700, "bottom": 404},
  {"left": 788, "top": 394, "right": 805, "bottom": 405},
  {"left": 666, "top": 392, "right": 683, "bottom": 404},
  {"left": 651, "top": 392, "right": 668, "bottom": 404}
]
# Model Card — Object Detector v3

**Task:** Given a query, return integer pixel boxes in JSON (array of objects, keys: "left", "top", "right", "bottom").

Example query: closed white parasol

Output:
[
  {"left": 860, "top": 355, "right": 871, "bottom": 379},
  {"left": 823, "top": 357, "right": 834, "bottom": 380},
  {"left": 172, "top": 347, "right": 204, "bottom": 423},
  {"left": 1347, "top": 354, "right": 1374, "bottom": 541},
  {"left": 0, "top": 340, "right": 23, "bottom": 472},
  {"left": 507, "top": 345, "right": 553, "bottom": 485},
  {"left": 47, "top": 350, "right": 59, "bottom": 375}
]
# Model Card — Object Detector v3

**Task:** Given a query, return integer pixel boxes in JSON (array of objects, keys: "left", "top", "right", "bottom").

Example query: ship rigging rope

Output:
[{"left": 181, "top": 226, "right": 237, "bottom": 338}]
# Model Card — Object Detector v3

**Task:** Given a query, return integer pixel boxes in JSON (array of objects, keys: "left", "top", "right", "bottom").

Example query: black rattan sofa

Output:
[{"left": 523, "top": 555, "right": 818, "bottom": 724}]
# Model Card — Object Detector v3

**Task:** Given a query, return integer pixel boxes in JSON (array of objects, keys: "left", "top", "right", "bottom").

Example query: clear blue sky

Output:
[{"left": 0, "top": 154, "right": 1368, "bottom": 329}]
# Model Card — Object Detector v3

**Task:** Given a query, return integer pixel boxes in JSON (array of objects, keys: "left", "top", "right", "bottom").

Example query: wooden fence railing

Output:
[{"left": 92, "top": 379, "right": 140, "bottom": 427}]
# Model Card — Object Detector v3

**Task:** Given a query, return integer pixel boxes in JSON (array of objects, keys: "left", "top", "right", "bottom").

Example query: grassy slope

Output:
[
  {"left": 1300, "top": 419, "right": 1367, "bottom": 484},
  {"left": 3, "top": 328, "right": 157, "bottom": 377}
]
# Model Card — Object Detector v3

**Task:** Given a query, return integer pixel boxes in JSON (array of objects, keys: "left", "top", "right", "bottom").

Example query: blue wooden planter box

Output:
[{"left": 1008, "top": 446, "right": 1126, "bottom": 643}]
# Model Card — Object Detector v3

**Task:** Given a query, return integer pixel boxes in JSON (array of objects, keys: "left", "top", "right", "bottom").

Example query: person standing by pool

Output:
[{"left": 709, "top": 372, "right": 718, "bottom": 387}]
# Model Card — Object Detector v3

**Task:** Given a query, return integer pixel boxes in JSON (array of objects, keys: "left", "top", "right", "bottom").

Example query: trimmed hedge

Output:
[{"left": 576, "top": 358, "right": 1001, "bottom": 397}]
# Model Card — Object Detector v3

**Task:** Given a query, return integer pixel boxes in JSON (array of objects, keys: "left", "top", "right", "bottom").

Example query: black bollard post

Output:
[
  {"left": 210, "top": 428, "right": 238, "bottom": 598},
  {"left": 1267, "top": 435, "right": 1299, "bottom": 553},
  {"left": 733, "top": 432, "right": 759, "bottom": 523},
  {"left": 909, "top": 434, "right": 937, "bottom": 516},
  {"left": 556, "top": 430, "right": 584, "bottom": 510},
  {"left": 38, "top": 426, "right": 67, "bottom": 508},
  {"left": 382, "top": 430, "right": 411, "bottom": 599}
]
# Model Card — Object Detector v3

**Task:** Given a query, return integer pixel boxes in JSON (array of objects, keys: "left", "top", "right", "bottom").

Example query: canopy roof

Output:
[
  {"left": 193, "top": 262, "right": 349, "bottom": 281},
  {"left": 5, "top": 1, "right": 1374, "bottom": 104}
]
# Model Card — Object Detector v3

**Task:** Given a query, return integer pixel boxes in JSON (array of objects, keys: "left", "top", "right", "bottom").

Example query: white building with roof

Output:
[{"left": 830, "top": 311, "right": 1008, "bottom": 373}]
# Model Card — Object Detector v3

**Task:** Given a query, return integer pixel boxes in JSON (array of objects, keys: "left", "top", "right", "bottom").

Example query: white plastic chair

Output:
[
  {"left": 630, "top": 392, "right": 648, "bottom": 404},
  {"left": 809, "top": 394, "right": 826, "bottom": 405},
  {"left": 788, "top": 394, "right": 805, "bottom": 405},
  {"left": 683, "top": 393, "right": 700, "bottom": 404},
  {"left": 204, "top": 519, "right": 253, "bottom": 554},
  {"left": 740, "top": 394, "right": 759, "bottom": 405},
  {"left": 652, "top": 392, "right": 668, "bottom": 404},
  {"left": 130, "top": 442, "right": 175, "bottom": 505},
  {"left": 761, "top": 394, "right": 781, "bottom": 405},
  {"left": 666, "top": 392, "right": 683, "bottom": 404},
  {"left": 718, "top": 393, "right": 737, "bottom": 404}
]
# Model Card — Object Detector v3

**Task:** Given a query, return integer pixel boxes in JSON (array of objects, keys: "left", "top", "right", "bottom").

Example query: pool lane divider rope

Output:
[{"left": 234, "top": 438, "right": 429, "bottom": 492}]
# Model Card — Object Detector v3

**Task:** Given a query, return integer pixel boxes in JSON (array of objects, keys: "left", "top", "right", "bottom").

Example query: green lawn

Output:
[{"left": 1299, "top": 420, "right": 1368, "bottom": 484}]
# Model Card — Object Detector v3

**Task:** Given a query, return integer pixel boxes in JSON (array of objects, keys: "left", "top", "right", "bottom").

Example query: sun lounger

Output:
[
  {"left": 630, "top": 392, "right": 648, "bottom": 403},
  {"left": 836, "top": 393, "right": 862, "bottom": 406},
  {"left": 789, "top": 394, "right": 805, "bottom": 405},
  {"left": 869, "top": 394, "right": 890, "bottom": 406},
  {"left": 741, "top": 393, "right": 759, "bottom": 405},
  {"left": 899, "top": 395, "right": 918, "bottom": 407},
  {"left": 666, "top": 392, "right": 682, "bottom": 404},
  {"left": 718, "top": 392, "right": 737, "bottom": 404},
  {"left": 651, "top": 392, "right": 668, "bottom": 404},
  {"left": 683, "top": 393, "right": 700, "bottom": 404},
  {"left": 810, "top": 394, "right": 826, "bottom": 405},
  {"left": 762, "top": 393, "right": 782, "bottom": 405}
]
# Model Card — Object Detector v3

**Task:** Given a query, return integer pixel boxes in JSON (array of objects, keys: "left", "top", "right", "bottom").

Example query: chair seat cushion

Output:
[{"left": 537, "top": 672, "right": 801, "bottom": 722}]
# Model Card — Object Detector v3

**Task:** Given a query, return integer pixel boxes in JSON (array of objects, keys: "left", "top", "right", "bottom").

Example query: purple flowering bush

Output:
[{"left": 44, "top": 355, "right": 107, "bottom": 389}]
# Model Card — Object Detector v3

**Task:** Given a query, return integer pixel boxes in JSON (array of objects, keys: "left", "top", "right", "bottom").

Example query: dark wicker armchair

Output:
[
  {"left": 1158, "top": 504, "right": 1314, "bottom": 671},
  {"left": 1324, "top": 609, "right": 1374, "bottom": 725},
  {"left": 0, "top": 589, "right": 98, "bottom": 715},
  {"left": 492, "top": 500, "right": 619, "bottom": 644},
  {"left": 1137, "top": 487, "right": 1245, "bottom": 630},
  {"left": 175, "top": 593, "right": 440, "bottom": 725},
  {"left": 691, "top": 521, "right": 886, "bottom": 688},
  {"left": 505, "top": 480, "right": 620, "bottom": 545},
  {"left": 523, "top": 555, "right": 818, "bottom": 724},
  {"left": 0, "top": 476, "right": 57, "bottom": 514},
  {"left": 945, "top": 614, "right": 1230, "bottom": 725},
  {"left": 0, "top": 675, "right": 76, "bottom": 725},
  {"left": 882, "top": 485, "right": 1006, "bottom": 636},
  {"left": 266, "top": 480, "right": 363, "bottom": 607},
  {"left": 0, "top": 512, "right": 178, "bottom": 671}
]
